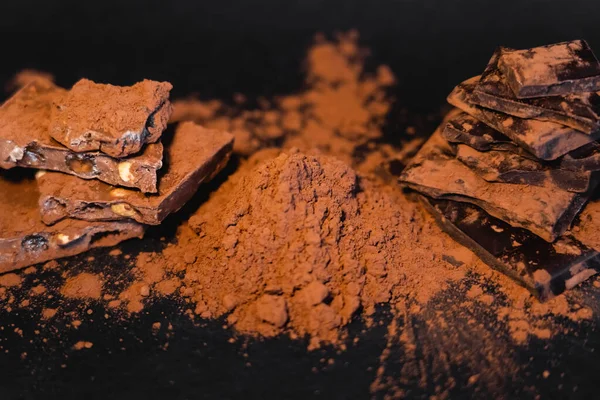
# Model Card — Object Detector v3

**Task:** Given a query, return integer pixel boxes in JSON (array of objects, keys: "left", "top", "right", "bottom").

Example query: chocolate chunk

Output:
[
  {"left": 472, "top": 48, "right": 600, "bottom": 134},
  {"left": 49, "top": 79, "right": 172, "bottom": 158},
  {"left": 418, "top": 195, "right": 599, "bottom": 301},
  {"left": 443, "top": 111, "right": 531, "bottom": 155},
  {"left": 399, "top": 128, "right": 594, "bottom": 242},
  {"left": 448, "top": 77, "right": 595, "bottom": 160},
  {"left": 497, "top": 40, "right": 600, "bottom": 99},
  {"left": 560, "top": 141, "right": 600, "bottom": 171},
  {"left": 0, "top": 81, "right": 163, "bottom": 193},
  {"left": 0, "top": 170, "right": 144, "bottom": 273},
  {"left": 37, "top": 122, "right": 234, "bottom": 226},
  {"left": 454, "top": 144, "right": 592, "bottom": 193}
]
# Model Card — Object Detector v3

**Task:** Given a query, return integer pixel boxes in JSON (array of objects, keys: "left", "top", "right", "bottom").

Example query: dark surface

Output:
[{"left": 1, "top": 1, "right": 600, "bottom": 399}]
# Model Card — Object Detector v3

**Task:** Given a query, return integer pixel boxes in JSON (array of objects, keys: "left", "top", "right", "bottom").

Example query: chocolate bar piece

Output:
[
  {"left": 399, "top": 129, "right": 593, "bottom": 242},
  {"left": 49, "top": 79, "right": 172, "bottom": 158},
  {"left": 472, "top": 48, "right": 600, "bottom": 134},
  {"left": 0, "top": 170, "right": 144, "bottom": 273},
  {"left": 0, "top": 81, "right": 163, "bottom": 193},
  {"left": 37, "top": 122, "right": 234, "bottom": 225},
  {"left": 448, "top": 77, "right": 595, "bottom": 160},
  {"left": 497, "top": 40, "right": 600, "bottom": 98},
  {"left": 418, "top": 195, "right": 599, "bottom": 301},
  {"left": 573, "top": 198, "right": 600, "bottom": 252},
  {"left": 455, "top": 144, "right": 592, "bottom": 192},
  {"left": 443, "top": 111, "right": 531, "bottom": 156},
  {"left": 444, "top": 112, "right": 600, "bottom": 172}
]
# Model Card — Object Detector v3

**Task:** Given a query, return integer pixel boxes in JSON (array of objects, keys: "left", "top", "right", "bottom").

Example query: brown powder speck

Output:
[
  {"left": 0, "top": 273, "right": 22, "bottom": 287},
  {"left": 42, "top": 308, "right": 57, "bottom": 320},
  {"left": 60, "top": 273, "right": 103, "bottom": 300},
  {"left": 73, "top": 341, "right": 93, "bottom": 350}
]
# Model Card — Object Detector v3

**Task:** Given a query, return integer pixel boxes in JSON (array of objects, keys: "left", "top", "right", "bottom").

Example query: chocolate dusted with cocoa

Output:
[
  {"left": 454, "top": 144, "right": 592, "bottom": 193},
  {"left": 0, "top": 170, "right": 144, "bottom": 273},
  {"left": 443, "top": 111, "right": 532, "bottom": 156},
  {"left": 0, "top": 81, "right": 164, "bottom": 193},
  {"left": 472, "top": 48, "right": 600, "bottom": 134},
  {"left": 49, "top": 78, "right": 172, "bottom": 158},
  {"left": 399, "top": 129, "right": 594, "bottom": 242},
  {"left": 497, "top": 40, "right": 600, "bottom": 98},
  {"left": 419, "top": 195, "right": 599, "bottom": 301},
  {"left": 448, "top": 77, "right": 595, "bottom": 160},
  {"left": 444, "top": 111, "right": 600, "bottom": 172},
  {"left": 37, "top": 122, "right": 234, "bottom": 225}
]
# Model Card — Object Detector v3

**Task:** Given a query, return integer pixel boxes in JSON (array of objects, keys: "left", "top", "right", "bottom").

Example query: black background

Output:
[
  {"left": 2, "top": 1, "right": 600, "bottom": 399},
  {"left": 1, "top": 0, "right": 600, "bottom": 109}
]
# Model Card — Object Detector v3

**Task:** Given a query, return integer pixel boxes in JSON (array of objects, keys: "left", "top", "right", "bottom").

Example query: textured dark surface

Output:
[{"left": 1, "top": 1, "right": 600, "bottom": 399}]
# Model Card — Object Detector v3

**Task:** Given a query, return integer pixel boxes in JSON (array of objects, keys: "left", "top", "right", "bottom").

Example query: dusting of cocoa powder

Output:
[{"left": 60, "top": 273, "right": 103, "bottom": 300}]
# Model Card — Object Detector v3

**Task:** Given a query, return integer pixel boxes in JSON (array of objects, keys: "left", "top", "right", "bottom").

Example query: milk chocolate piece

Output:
[
  {"left": 399, "top": 129, "right": 593, "bottom": 242},
  {"left": 455, "top": 144, "right": 592, "bottom": 193},
  {"left": 497, "top": 40, "right": 600, "bottom": 98},
  {"left": 0, "top": 170, "right": 144, "bottom": 273},
  {"left": 472, "top": 48, "right": 600, "bottom": 133},
  {"left": 38, "top": 122, "right": 234, "bottom": 225},
  {"left": 448, "top": 77, "right": 595, "bottom": 160},
  {"left": 49, "top": 79, "right": 173, "bottom": 158},
  {"left": 0, "top": 82, "right": 163, "bottom": 193},
  {"left": 419, "top": 195, "right": 599, "bottom": 301}
]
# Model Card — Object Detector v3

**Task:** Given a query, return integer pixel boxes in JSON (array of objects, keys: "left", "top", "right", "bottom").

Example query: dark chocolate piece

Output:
[
  {"left": 443, "top": 111, "right": 531, "bottom": 156},
  {"left": 0, "top": 82, "right": 163, "bottom": 193},
  {"left": 49, "top": 79, "right": 172, "bottom": 158},
  {"left": 37, "top": 122, "right": 234, "bottom": 226},
  {"left": 418, "top": 195, "right": 599, "bottom": 301},
  {"left": 472, "top": 48, "right": 600, "bottom": 134},
  {"left": 497, "top": 40, "right": 600, "bottom": 98},
  {"left": 399, "top": 128, "right": 593, "bottom": 242},
  {"left": 448, "top": 77, "right": 595, "bottom": 160},
  {"left": 444, "top": 112, "right": 600, "bottom": 172},
  {"left": 0, "top": 170, "right": 144, "bottom": 273},
  {"left": 454, "top": 144, "right": 592, "bottom": 193}
]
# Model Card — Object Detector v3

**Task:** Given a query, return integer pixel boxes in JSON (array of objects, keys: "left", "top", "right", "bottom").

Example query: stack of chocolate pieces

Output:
[
  {"left": 0, "top": 78, "right": 233, "bottom": 273},
  {"left": 400, "top": 40, "right": 600, "bottom": 301}
]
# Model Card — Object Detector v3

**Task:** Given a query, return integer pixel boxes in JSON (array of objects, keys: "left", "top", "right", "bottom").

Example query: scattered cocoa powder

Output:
[{"left": 60, "top": 273, "right": 103, "bottom": 300}]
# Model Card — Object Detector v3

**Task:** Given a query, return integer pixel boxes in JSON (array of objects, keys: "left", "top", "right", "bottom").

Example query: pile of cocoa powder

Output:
[{"left": 0, "top": 31, "right": 598, "bottom": 396}]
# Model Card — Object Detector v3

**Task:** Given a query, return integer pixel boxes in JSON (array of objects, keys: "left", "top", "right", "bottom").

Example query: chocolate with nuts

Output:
[
  {"left": 0, "top": 81, "right": 163, "bottom": 193},
  {"left": 0, "top": 170, "right": 144, "bottom": 273},
  {"left": 49, "top": 78, "right": 172, "bottom": 158},
  {"left": 37, "top": 122, "right": 234, "bottom": 225}
]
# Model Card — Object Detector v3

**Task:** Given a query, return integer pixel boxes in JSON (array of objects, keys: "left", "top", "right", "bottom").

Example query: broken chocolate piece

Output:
[
  {"left": 399, "top": 128, "right": 594, "bottom": 242},
  {"left": 444, "top": 112, "right": 600, "bottom": 172},
  {"left": 448, "top": 77, "right": 595, "bottom": 160},
  {"left": 497, "top": 40, "right": 600, "bottom": 98},
  {"left": 0, "top": 82, "right": 163, "bottom": 193},
  {"left": 443, "top": 111, "right": 531, "bottom": 156},
  {"left": 472, "top": 48, "right": 600, "bottom": 134},
  {"left": 418, "top": 195, "right": 599, "bottom": 301},
  {"left": 454, "top": 144, "right": 592, "bottom": 192},
  {"left": 49, "top": 78, "right": 173, "bottom": 158},
  {"left": 37, "top": 122, "right": 234, "bottom": 225},
  {"left": 0, "top": 170, "right": 144, "bottom": 273}
]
